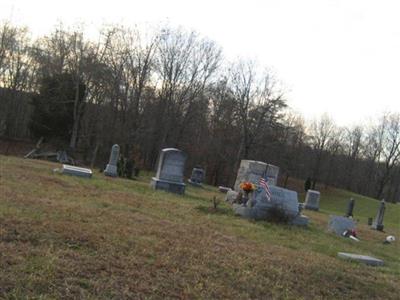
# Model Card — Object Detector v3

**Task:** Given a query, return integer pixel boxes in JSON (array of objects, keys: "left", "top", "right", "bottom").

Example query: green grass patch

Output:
[{"left": 0, "top": 155, "right": 399, "bottom": 299}]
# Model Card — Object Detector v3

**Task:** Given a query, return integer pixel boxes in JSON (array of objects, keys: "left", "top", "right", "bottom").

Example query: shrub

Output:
[{"left": 266, "top": 204, "right": 291, "bottom": 224}]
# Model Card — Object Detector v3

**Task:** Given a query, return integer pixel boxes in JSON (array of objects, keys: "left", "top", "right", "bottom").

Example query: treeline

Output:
[{"left": 0, "top": 21, "right": 399, "bottom": 202}]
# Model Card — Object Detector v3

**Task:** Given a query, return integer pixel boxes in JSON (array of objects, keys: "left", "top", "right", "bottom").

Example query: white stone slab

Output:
[
  {"left": 337, "top": 252, "right": 384, "bottom": 266},
  {"left": 225, "top": 190, "right": 239, "bottom": 203},
  {"left": 218, "top": 186, "right": 231, "bottom": 193},
  {"left": 61, "top": 164, "right": 92, "bottom": 178}
]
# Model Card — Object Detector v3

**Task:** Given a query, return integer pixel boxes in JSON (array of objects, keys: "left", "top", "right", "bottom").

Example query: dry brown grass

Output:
[{"left": 0, "top": 155, "right": 399, "bottom": 299}]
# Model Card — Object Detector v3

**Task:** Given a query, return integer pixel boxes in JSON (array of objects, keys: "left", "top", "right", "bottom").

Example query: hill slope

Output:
[{"left": 0, "top": 155, "right": 399, "bottom": 299}]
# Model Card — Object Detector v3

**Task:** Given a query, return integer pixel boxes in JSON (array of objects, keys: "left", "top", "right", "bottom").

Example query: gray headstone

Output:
[
  {"left": 337, "top": 252, "right": 384, "bottom": 266},
  {"left": 234, "top": 160, "right": 279, "bottom": 191},
  {"left": 264, "top": 164, "right": 280, "bottom": 186},
  {"left": 60, "top": 164, "right": 92, "bottom": 178},
  {"left": 151, "top": 148, "right": 187, "bottom": 194},
  {"left": 234, "top": 185, "right": 302, "bottom": 221},
  {"left": 345, "top": 198, "right": 355, "bottom": 217},
  {"left": 371, "top": 200, "right": 385, "bottom": 231},
  {"left": 188, "top": 168, "right": 205, "bottom": 186},
  {"left": 304, "top": 189, "right": 320, "bottom": 211},
  {"left": 104, "top": 144, "right": 120, "bottom": 177},
  {"left": 328, "top": 215, "right": 356, "bottom": 236}
]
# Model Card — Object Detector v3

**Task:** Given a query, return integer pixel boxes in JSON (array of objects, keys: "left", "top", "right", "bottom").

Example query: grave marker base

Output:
[{"left": 151, "top": 177, "right": 186, "bottom": 194}]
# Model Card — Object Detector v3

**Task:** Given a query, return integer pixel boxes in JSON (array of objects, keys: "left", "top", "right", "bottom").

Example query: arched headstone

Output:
[
  {"left": 150, "top": 148, "right": 187, "bottom": 194},
  {"left": 304, "top": 190, "right": 320, "bottom": 211}
]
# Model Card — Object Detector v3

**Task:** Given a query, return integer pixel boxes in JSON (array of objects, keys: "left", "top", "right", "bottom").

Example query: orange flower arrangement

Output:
[{"left": 239, "top": 181, "right": 256, "bottom": 193}]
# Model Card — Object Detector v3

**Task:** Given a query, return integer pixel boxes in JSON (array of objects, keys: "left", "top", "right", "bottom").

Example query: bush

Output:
[{"left": 266, "top": 204, "right": 291, "bottom": 224}]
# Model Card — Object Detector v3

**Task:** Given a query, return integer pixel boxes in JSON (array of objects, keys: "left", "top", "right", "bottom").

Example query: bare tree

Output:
[
  {"left": 375, "top": 113, "right": 400, "bottom": 199},
  {"left": 0, "top": 23, "right": 35, "bottom": 138},
  {"left": 308, "top": 114, "right": 335, "bottom": 188},
  {"left": 343, "top": 126, "right": 363, "bottom": 189},
  {"left": 229, "top": 60, "right": 285, "bottom": 177},
  {"left": 148, "top": 27, "right": 221, "bottom": 165}
]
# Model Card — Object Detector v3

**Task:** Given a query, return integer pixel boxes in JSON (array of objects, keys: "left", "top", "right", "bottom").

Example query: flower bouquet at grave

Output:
[{"left": 239, "top": 181, "right": 256, "bottom": 206}]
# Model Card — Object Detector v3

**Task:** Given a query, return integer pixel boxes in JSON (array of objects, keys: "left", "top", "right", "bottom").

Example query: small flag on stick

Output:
[{"left": 259, "top": 177, "right": 271, "bottom": 201}]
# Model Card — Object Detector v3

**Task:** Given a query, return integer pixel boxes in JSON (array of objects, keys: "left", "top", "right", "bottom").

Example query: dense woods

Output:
[{"left": 0, "top": 22, "right": 399, "bottom": 202}]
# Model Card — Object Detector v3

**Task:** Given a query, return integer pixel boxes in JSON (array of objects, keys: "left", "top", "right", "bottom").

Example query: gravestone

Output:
[
  {"left": 371, "top": 199, "right": 385, "bottom": 231},
  {"left": 337, "top": 252, "right": 384, "bottom": 266},
  {"left": 233, "top": 185, "right": 309, "bottom": 226},
  {"left": 104, "top": 144, "right": 120, "bottom": 177},
  {"left": 328, "top": 215, "right": 356, "bottom": 236},
  {"left": 150, "top": 148, "right": 187, "bottom": 194},
  {"left": 304, "top": 189, "right": 320, "bottom": 211},
  {"left": 59, "top": 164, "right": 92, "bottom": 178},
  {"left": 264, "top": 164, "right": 280, "bottom": 186},
  {"left": 234, "top": 160, "right": 279, "bottom": 191},
  {"left": 188, "top": 168, "right": 205, "bottom": 186},
  {"left": 345, "top": 198, "right": 355, "bottom": 217}
]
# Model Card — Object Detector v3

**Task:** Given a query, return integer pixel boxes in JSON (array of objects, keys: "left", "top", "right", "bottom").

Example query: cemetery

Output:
[
  {"left": 0, "top": 154, "right": 399, "bottom": 299},
  {"left": 0, "top": 2, "right": 399, "bottom": 298}
]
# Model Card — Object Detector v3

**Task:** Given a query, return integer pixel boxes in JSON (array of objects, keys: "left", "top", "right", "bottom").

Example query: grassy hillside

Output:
[{"left": 0, "top": 155, "right": 399, "bottom": 299}]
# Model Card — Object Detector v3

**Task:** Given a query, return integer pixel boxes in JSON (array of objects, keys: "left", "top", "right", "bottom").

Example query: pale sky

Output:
[{"left": 1, "top": 0, "right": 399, "bottom": 126}]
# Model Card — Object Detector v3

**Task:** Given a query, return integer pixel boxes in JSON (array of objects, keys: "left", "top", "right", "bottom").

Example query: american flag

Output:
[{"left": 259, "top": 177, "right": 272, "bottom": 201}]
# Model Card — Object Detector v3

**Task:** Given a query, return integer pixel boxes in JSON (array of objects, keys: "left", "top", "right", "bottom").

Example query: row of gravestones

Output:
[
  {"left": 329, "top": 198, "right": 387, "bottom": 234},
  {"left": 225, "top": 159, "right": 388, "bottom": 229},
  {"left": 59, "top": 145, "right": 387, "bottom": 230},
  {"left": 104, "top": 146, "right": 204, "bottom": 194},
  {"left": 150, "top": 148, "right": 205, "bottom": 194}
]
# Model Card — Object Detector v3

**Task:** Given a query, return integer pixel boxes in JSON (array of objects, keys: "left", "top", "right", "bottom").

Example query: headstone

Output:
[
  {"left": 367, "top": 217, "right": 373, "bottom": 225},
  {"left": 265, "top": 164, "right": 280, "bottom": 186},
  {"left": 345, "top": 198, "right": 355, "bottom": 217},
  {"left": 304, "top": 189, "right": 320, "bottom": 211},
  {"left": 328, "top": 215, "right": 356, "bottom": 236},
  {"left": 59, "top": 164, "right": 92, "bottom": 178},
  {"left": 150, "top": 148, "right": 187, "bottom": 194},
  {"left": 104, "top": 144, "right": 120, "bottom": 177},
  {"left": 337, "top": 252, "right": 384, "bottom": 266},
  {"left": 188, "top": 168, "right": 205, "bottom": 186},
  {"left": 252, "top": 185, "right": 299, "bottom": 218},
  {"left": 371, "top": 199, "right": 385, "bottom": 231},
  {"left": 233, "top": 185, "right": 308, "bottom": 225},
  {"left": 234, "top": 160, "right": 279, "bottom": 191}
]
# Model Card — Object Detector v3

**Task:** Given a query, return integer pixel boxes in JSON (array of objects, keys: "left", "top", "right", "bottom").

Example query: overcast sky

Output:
[{"left": 1, "top": 0, "right": 399, "bottom": 126}]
